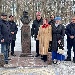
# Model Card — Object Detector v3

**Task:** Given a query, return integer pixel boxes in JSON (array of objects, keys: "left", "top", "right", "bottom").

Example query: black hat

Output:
[{"left": 1, "top": 13, "right": 7, "bottom": 16}]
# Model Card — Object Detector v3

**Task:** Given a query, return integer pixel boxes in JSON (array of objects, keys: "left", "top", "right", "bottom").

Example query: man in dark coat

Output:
[
  {"left": 31, "top": 12, "right": 43, "bottom": 57},
  {"left": 8, "top": 15, "right": 18, "bottom": 56},
  {"left": 48, "top": 15, "right": 55, "bottom": 25},
  {"left": 0, "top": 13, "right": 12, "bottom": 64},
  {"left": 65, "top": 17, "right": 75, "bottom": 63}
]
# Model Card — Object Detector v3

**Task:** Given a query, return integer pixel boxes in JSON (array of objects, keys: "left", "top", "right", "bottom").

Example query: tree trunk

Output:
[{"left": 0, "top": 0, "right": 2, "bottom": 15}]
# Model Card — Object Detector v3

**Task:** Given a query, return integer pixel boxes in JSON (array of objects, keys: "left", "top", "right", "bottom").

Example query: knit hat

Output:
[
  {"left": 36, "top": 12, "right": 41, "bottom": 16},
  {"left": 55, "top": 17, "right": 61, "bottom": 21},
  {"left": 1, "top": 13, "right": 7, "bottom": 16}
]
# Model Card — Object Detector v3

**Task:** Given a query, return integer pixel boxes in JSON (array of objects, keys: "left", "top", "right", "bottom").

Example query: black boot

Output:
[
  {"left": 65, "top": 57, "right": 71, "bottom": 61},
  {"left": 11, "top": 52, "right": 16, "bottom": 56},
  {"left": 43, "top": 55, "right": 47, "bottom": 62},
  {"left": 35, "top": 54, "right": 40, "bottom": 57},
  {"left": 41, "top": 55, "right": 44, "bottom": 60},
  {"left": 73, "top": 57, "right": 75, "bottom": 63}
]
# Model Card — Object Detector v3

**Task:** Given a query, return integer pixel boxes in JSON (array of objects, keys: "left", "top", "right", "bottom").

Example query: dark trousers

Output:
[
  {"left": 36, "top": 40, "right": 39, "bottom": 55},
  {"left": 11, "top": 40, "right": 15, "bottom": 55},
  {"left": 67, "top": 40, "right": 75, "bottom": 60}
]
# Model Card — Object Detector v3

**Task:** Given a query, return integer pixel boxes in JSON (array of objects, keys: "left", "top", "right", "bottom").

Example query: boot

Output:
[
  {"left": 65, "top": 57, "right": 71, "bottom": 61},
  {"left": 73, "top": 57, "right": 75, "bottom": 63}
]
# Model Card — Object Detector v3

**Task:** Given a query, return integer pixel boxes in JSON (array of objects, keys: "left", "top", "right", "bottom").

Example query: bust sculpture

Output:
[{"left": 20, "top": 11, "right": 30, "bottom": 24}]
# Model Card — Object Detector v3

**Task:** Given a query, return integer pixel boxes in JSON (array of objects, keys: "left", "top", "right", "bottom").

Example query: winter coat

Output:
[
  {"left": 31, "top": 18, "right": 43, "bottom": 39},
  {"left": 8, "top": 21, "right": 18, "bottom": 40},
  {"left": 0, "top": 19, "right": 12, "bottom": 44},
  {"left": 37, "top": 24, "right": 52, "bottom": 55},
  {"left": 65, "top": 22, "right": 75, "bottom": 46},
  {"left": 52, "top": 24, "right": 65, "bottom": 51},
  {"left": 48, "top": 20, "right": 55, "bottom": 26}
]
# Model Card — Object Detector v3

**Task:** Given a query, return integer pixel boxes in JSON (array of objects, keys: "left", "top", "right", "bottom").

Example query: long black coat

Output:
[
  {"left": 31, "top": 18, "right": 43, "bottom": 39},
  {"left": 0, "top": 19, "right": 12, "bottom": 44},
  {"left": 65, "top": 22, "right": 75, "bottom": 48},
  {"left": 8, "top": 21, "right": 18, "bottom": 40},
  {"left": 48, "top": 19, "right": 55, "bottom": 26},
  {"left": 52, "top": 24, "right": 65, "bottom": 51}
]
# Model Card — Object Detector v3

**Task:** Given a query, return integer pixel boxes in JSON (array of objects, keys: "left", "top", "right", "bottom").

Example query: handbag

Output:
[
  {"left": 57, "top": 42, "right": 64, "bottom": 54},
  {"left": 57, "top": 47, "right": 64, "bottom": 54}
]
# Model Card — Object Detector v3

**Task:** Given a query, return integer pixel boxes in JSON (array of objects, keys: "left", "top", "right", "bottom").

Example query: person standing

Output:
[
  {"left": 37, "top": 19, "right": 52, "bottom": 62},
  {"left": 65, "top": 17, "right": 75, "bottom": 63},
  {"left": 0, "top": 13, "right": 12, "bottom": 64},
  {"left": 8, "top": 15, "right": 18, "bottom": 56},
  {"left": 48, "top": 15, "right": 55, "bottom": 52},
  {"left": 51, "top": 17, "right": 65, "bottom": 64},
  {"left": 48, "top": 15, "right": 55, "bottom": 25},
  {"left": 31, "top": 12, "right": 43, "bottom": 57}
]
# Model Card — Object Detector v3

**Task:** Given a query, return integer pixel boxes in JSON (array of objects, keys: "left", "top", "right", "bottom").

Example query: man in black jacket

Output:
[
  {"left": 0, "top": 13, "right": 12, "bottom": 64},
  {"left": 65, "top": 17, "right": 75, "bottom": 63},
  {"left": 48, "top": 15, "right": 55, "bottom": 25},
  {"left": 31, "top": 12, "right": 43, "bottom": 57},
  {"left": 8, "top": 15, "right": 18, "bottom": 56}
]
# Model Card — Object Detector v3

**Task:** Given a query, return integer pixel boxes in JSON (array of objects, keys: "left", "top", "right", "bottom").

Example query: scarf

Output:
[
  {"left": 42, "top": 24, "right": 49, "bottom": 28},
  {"left": 55, "top": 23, "right": 59, "bottom": 27}
]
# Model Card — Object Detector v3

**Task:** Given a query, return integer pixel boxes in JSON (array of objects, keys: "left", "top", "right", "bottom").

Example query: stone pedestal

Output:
[
  {"left": 0, "top": 53, "right": 5, "bottom": 67},
  {"left": 47, "top": 52, "right": 52, "bottom": 65},
  {"left": 20, "top": 24, "right": 31, "bottom": 56}
]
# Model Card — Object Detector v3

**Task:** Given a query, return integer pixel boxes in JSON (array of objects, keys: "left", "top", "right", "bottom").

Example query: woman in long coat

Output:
[
  {"left": 37, "top": 19, "right": 52, "bottom": 62},
  {"left": 52, "top": 17, "right": 65, "bottom": 64}
]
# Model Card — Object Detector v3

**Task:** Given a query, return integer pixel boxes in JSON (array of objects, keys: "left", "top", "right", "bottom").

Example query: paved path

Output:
[{"left": 4, "top": 51, "right": 47, "bottom": 68}]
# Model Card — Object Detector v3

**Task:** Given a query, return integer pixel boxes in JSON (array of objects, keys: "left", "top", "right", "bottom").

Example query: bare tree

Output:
[
  {"left": 0, "top": 0, "right": 74, "bottom": 24},
  {"left": 0, "top": 0, "right": 2, "bottom": 14}
]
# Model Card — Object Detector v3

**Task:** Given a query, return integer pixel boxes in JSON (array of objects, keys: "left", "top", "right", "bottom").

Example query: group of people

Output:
[
  {"left": 0, "top": 13, "right": 18, "bottom": 64},
  {"left": 0, "top": 11, "right": 75, "bottom": 65},
  {"left": 31, "top": 12, "right": 75, "bottom": 64}
]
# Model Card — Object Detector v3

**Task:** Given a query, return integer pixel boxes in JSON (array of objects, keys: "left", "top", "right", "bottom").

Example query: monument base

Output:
[
  {"left": 0, "top": 53, "right": 5, "bottom": 67},
  {"left": 20, "top": 25, "right": 31, "bottom": 57},
  {"left": 20, "top": 53, "right": 34, "bottom": 57}
]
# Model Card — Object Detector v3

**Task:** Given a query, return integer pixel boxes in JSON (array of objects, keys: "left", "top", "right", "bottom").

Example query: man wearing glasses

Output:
[{"left": 65, "top": 17, "right": 75, "bottom": 63}]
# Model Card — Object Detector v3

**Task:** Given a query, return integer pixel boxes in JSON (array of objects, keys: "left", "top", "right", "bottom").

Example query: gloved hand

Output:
[
  {"left": 31, "top": 35, "right": 33, "bottom": 38},
  {"left": 48, "top": 41, "right": 52, "bottom": 52},
  {"left": 49, "top": 41, "right": 52, "bottom": 44}
]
